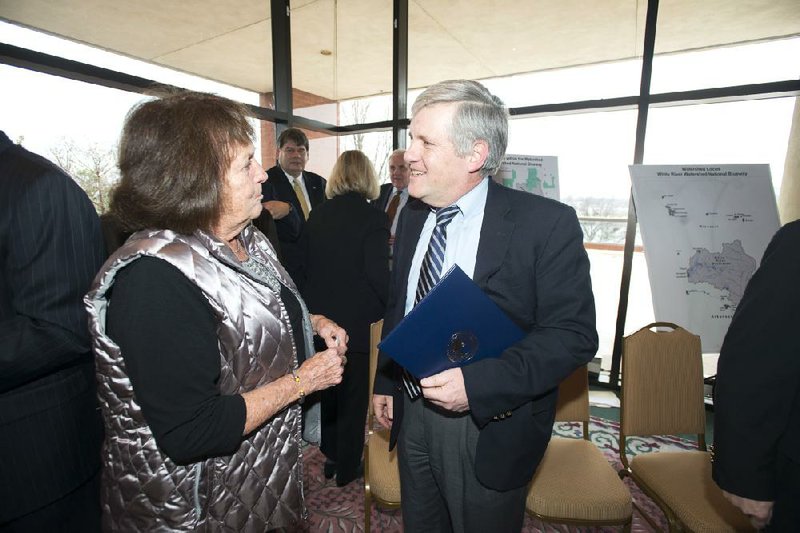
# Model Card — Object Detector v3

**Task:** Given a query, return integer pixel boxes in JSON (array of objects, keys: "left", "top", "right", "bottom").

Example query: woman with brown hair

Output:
[
  {"left": 302, "top": 150, "right": 390, "bottom": 486},
  {"left": 85, "top": 91, "right": 347, "bottom": 531}
]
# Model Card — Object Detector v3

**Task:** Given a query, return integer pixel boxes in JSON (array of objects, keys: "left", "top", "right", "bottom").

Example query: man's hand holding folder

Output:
[
  {"left": 378, "top": 265, "right": 524, "bottom": 413},
  {"left": 419, "top": 368, "right": 471, "bottom": 412}
]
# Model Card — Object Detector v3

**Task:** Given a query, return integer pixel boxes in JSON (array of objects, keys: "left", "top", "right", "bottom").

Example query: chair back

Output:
[
  {"left": 621, "top": 322, "right": 706, "bottom": 439},
  {"left": 526, "top": 364, "right": 633, "bottom": 528},
  {"left": 618, "top": 323, "right": 753, "bottom": 530},
  {"left": 364, "top": 319, "right": 400, "bottom": 530},
  {"left": 555, "top": 365, "right": 591, "bottom": 438},
  {"left": 368, "top": 319, "right": 384, "bottom": 419}
]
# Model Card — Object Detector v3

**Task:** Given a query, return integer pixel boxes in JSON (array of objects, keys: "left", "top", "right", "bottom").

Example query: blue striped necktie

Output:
[{"left": 403, "top": 204, "right": 461, "bottom": 400}]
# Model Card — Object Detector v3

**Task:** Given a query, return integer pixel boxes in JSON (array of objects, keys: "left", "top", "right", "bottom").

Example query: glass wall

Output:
[
  {"left": 506, "top": 108, "right": 642, "bottom": 364},
  {"left": 0, "top": 21, "right": 263, "bottom": 213},
  {"left": 337, "top": 130, "right": 394, "bottom": 183},
  {"left": 651, "top": 38, "right": 800, "bottom": 94},
  {"left": 645, "top": 98, "right": 796, "bottom": 193},
  {"left": 0, "top": 64, "right": 136, "bottom": 213}
]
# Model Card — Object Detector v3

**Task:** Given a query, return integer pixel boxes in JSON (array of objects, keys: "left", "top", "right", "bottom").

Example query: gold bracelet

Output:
[{"left": 290, "top": 369, "right": 305, "bottom": 404}]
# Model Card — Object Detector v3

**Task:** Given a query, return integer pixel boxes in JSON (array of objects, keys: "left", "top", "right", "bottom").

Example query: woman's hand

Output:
[
  {"left": 241, "top": 347, "right": 345, "bottom": 435},
  {"left": 299, "top": 348, "right": 346, "bottom": 394},
  {"left": 310, "top": 314, "right": 348, "bottom": 356}
]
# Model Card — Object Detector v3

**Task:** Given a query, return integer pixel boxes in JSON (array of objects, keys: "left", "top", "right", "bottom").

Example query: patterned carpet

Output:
[{"left": 302, "top": 416, "right": 698, "bottom": 532}]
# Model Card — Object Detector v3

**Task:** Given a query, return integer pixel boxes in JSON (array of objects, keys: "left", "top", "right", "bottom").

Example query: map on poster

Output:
[
  {"left": 630, "top": 164, "right": 780, "bottom": 352},
  {"left": 494, "top": 154, "right": 559, "bottom": 201}
]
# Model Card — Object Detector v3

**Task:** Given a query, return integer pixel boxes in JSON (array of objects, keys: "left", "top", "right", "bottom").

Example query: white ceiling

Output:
[{"left": 1, "top": 0, "right": 798, "bottom": 101}]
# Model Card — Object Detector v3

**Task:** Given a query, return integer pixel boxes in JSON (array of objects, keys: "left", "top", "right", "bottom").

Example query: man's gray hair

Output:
[
  {"left": 411, "top": 79, "right": 508, "bottom": 178},
  {"left": 389, "top": 148, "right": 406, "bottom": 160}
]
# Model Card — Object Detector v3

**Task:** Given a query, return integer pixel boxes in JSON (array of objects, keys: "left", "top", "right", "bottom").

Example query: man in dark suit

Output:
[
  {"left": 372, "top": 81, "right": 597, "bottom": 532},
  {"left": 373, "top": 149, "right": 411, "bottom": 246},
  {"left": 261, "top": 127, "right": 326, "bottom": 284},
  {"left": 712, "top": 220, "right": 800, "bottom": 531},
  {"left": 0, "top": 130, "right": 105, "bottom": 531}
]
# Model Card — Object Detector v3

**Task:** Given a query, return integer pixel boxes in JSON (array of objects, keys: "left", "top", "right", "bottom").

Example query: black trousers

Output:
[
  {"left": 320, "top": 349, "right": 369, "bottom": 480},
  {"left": 398, "top": 394, "right": 528, "bottom": 533},
  {"left": 0, "top": 469, "right": 100, "bottom": 533}
]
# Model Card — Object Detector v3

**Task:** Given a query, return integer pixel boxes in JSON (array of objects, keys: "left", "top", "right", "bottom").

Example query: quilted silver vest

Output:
[{"left": 86, "top": 226, "right": 307, "bottom": 531}]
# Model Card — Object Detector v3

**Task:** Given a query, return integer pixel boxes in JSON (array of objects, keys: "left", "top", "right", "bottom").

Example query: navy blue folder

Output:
[{"left": 379, "top": 265, "right": 525, "bottom": 378}]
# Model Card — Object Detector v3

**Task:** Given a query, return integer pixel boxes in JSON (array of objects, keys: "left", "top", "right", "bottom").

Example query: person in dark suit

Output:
[
  {"left": 712, "top": 219, "right": 800, "bottom": 531},
  {"left": 261, "top": 128, "right": 327, "bottom": 285},
  {"left": 303, "top": 150, "right": 390, "bottom": 487},
  {"left": 372, "top": 149, "right": 411, "bottom": 246},
  {"left": 372, "top": 80, "right": 597, "bottom": 532},
  {"left": 0, "top": 130, "right": 105, "bottom": 531}
]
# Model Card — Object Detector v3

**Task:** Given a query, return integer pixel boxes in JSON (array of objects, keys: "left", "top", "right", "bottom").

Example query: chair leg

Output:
[
  {"left": 632, "top": 500, "right": 661, "bottom": 532},
  {"left": 364, "top": 491, "right": 371, "bottom": 532}
]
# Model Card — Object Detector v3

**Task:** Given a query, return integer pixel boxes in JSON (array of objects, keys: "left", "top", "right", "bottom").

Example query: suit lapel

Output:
[
  {"left": 381, "top": 184, "right": 393, "bottom": 210},
  {"left": 473, "top": 180, "right": 514, "bottom": 288},
  {"left": 397, "top": 184, "right": 513, "bottom": 293},
  {"left": 303, "top": 171, "right": 325, "bottom": 207},
  {"left": 394, "top": 200, "right": 429, "bottom": 303}
]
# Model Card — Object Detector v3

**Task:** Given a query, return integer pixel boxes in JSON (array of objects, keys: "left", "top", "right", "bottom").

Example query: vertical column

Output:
[
  {"left": 778, "top": 97, "right": 800, "bottom": 224},
  {"left": 609, "top": 0, "right": 660, "bottom": 387},
  {"left": 271, "top": 0, "right": 293, "bottom": 137},
  {"left": 393, "top": 0, "right": 408, "bottom": 150}
]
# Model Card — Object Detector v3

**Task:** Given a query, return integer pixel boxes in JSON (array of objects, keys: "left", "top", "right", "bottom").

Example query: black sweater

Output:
[{"left": 106, "top": 256, "right": 305, "bottom": 464}]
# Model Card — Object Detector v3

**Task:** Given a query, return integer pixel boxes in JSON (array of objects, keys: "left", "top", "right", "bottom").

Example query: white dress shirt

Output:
[{"left": 404, "top": 178, "right": 488, "bottom": 316}]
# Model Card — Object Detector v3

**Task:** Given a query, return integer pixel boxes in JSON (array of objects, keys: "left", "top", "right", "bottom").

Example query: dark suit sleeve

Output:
[
  {"left": 262, "top": 175, "right": 303, "bottom": 242},
  {"left": 712, "top": 223, "right": 800, "bottom": 501},
  {"left": 373, "top": 202, "right": 413, "bottom": 397},
  {"left": 463, "top": 207, "right": 597, "bottom": 426},
  {"left": 0, "top": 169, "right": 105, "bottom": 393}
]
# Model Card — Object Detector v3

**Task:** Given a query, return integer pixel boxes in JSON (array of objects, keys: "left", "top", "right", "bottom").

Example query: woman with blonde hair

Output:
[{"left": 302, "top": 150, "right": 390, "bottom": 486}]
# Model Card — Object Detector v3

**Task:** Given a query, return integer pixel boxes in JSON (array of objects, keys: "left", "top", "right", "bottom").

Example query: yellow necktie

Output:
[{"left": 292, "top": 178, "right": 310, "bottom": 220}]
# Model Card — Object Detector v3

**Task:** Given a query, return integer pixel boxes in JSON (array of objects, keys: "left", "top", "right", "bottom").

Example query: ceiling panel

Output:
[
  {"left": 413, "top": 0, "right": 643, "bottom": 77},
  {"left": 157, "top": 21, "right": 273, "bottom": 94},
  {"left": 655, "top": 0, "right": 800, "bottom": 53},
  {"left": 0, "top": 0, "right": 270, "bottom": 59}
]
